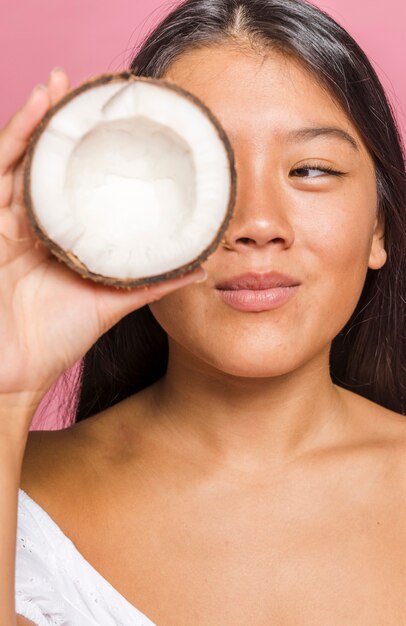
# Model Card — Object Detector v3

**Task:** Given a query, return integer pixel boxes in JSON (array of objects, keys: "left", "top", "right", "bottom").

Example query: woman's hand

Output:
[{"left": 0, "top": 68, "right": 206, "bottom": 412}]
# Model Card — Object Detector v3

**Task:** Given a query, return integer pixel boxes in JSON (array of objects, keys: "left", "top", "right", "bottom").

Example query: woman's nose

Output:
[{"left": 222, "top": 169, "right": 295, "bottom": 253}]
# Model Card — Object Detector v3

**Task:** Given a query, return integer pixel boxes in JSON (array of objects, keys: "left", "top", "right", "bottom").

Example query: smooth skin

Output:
[{"left": 13, "top": 47, "right": 406, "bottom": 625}]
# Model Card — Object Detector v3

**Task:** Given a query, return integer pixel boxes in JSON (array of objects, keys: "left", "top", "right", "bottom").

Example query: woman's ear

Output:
[{"left": 368, "top": 215, "right": 387, "bottom": 270}]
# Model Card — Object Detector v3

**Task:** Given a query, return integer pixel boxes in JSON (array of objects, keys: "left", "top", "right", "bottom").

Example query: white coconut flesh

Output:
[{"left": 28, "top": 79, "right": 234, "bottom": 281}]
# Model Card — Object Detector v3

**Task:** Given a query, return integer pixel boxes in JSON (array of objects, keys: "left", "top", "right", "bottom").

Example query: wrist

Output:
[{"left": 0, "top": 391, "right": 42, "bottom": 442}]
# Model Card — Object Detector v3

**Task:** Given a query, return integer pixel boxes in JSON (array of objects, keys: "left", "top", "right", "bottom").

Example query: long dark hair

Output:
[{"left": 70, "top": 0, "right": 406, "bottom": 423}]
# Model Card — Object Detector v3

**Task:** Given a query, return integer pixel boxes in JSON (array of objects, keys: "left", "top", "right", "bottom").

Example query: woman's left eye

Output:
[{"left": 290, "top": 165, "right": 345, "bottom": 178}]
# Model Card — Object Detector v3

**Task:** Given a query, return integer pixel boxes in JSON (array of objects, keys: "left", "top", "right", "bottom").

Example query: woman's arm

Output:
[{"left": 0, "top": 396, "right": 37, "bottom": 625}]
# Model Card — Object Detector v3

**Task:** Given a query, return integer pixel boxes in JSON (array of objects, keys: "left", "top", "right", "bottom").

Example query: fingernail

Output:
[
  {"left": 192, "top": 268, "right": 208, "bottom": 283},
  {"left": 51, "top": 66, "right": 64, "bottom": 74},
  {"left": 28, "top": 83, "right": 48, "bottom": 100},
  {"left": 31, "top": 83, "right": 48, "bottom": 94}
]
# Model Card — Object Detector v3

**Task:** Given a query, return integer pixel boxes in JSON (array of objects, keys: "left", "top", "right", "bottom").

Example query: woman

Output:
[{"left": 1, "top": 0, "right": 405, "bottom": 623}]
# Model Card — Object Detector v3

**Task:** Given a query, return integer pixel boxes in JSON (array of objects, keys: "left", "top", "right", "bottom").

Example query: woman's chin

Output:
[{"left": 204, "top": 351, "right": 305, "bottom": 380}]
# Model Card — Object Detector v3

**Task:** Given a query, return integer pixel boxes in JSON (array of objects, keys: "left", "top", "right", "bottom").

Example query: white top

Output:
[{"left": 15, "top": 489, "right": 157, "bottom": 626}]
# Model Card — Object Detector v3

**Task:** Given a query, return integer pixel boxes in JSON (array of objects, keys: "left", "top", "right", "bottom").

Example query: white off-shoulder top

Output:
[{"left": 15, "top": 489, "right": 157, "bottom": 626}]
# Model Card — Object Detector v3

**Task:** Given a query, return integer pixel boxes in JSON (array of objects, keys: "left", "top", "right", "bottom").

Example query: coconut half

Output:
[{"left": 23, "top": 72, "right": 237, "bottom": 287}]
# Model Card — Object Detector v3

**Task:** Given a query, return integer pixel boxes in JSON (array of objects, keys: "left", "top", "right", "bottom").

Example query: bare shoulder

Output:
[
  {"left": 20, "top": 392, "right": 148, "bottom": 504},
  {"left": 21, "top": 428, "right": 79, "bottom": 505},
  {"left": 19, "top": 392, "right": 152, "bottom": 542},
  {"left": 20, "top": 410, "right": 105, "bottom": 510},
  {"left": 336, "top": 386, "right": 406, "bottom": 484},
  {"left": 338, "top": 386, "right": 406, "bottom": 439}
]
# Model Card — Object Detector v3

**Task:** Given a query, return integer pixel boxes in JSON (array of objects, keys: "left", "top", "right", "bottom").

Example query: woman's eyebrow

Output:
[{"left": 285, "top": 127, "right": 359, "bottom": 151}]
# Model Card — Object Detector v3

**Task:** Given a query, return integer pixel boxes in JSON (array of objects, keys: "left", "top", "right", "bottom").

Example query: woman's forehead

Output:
[{"left": 163, "top": 43, "right": 361, "bottom": 147}]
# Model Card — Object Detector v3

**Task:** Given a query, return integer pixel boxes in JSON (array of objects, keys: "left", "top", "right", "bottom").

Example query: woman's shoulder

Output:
[
  {"left": 20, "top": 402, "right": 113, "bottom": 520},
  {"left": 20, "top": 392, "right": 147, "bottom": 510},
  {"left": 22, "top": 418, "right": 90, "bottom": 481},
  {"left": 333, "top": 388, "right": 406, "bottom": 488},
  {"left": 338, "top": 386, "right": 406, "bottom": 443}
]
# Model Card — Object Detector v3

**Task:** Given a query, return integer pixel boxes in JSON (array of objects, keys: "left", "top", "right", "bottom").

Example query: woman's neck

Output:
[{"left": 143, "top": 342, "right": 349, "bottom": 475}]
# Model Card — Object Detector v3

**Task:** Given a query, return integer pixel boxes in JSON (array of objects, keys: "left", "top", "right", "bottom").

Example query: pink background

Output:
[{"left": 1, "top": 0, "right": 404, "bottom": 428}]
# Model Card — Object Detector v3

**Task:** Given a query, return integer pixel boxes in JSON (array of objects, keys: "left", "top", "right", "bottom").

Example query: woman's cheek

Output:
[{"left": 309, "top": 205, "right": 374, "bottom": 321}]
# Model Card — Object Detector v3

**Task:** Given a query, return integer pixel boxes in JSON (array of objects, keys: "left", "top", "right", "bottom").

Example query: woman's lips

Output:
[
  {"left": 216, "top": 285, "right": 300, "bottom": 312},
  {"left": 214, "top": 271, "right": 301, "bottom": 312}
]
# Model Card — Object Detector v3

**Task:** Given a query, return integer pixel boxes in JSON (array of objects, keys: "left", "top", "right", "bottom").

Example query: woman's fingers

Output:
[
  {"left": 47, "top": 67, "right": 70, "bottom": 106},
  {"left": 0, "top": 67, "right": 70, "bottom": 211},
  {"left": 0, "top": 67, "right": 70, "bottom": 179},
  {"left": 0, "top": 85, "right": 50, "bottom": 177}
]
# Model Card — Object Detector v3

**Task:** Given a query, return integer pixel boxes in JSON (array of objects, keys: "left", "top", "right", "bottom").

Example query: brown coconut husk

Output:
[{"left": 23, "top": 72, "right": 237, "bottom": 288}]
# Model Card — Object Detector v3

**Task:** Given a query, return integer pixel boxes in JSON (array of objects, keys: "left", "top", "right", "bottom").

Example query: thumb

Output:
[{"left": 94, "top": 267, "right": 208, "bottom": 331}]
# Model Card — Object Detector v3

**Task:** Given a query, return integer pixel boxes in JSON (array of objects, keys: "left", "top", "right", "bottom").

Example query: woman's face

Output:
[{"left": 149, "top": 44, "right": 386, "bottom": 378}]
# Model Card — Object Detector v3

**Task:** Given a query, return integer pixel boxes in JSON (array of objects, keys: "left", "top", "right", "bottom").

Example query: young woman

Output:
[{"left": 1, "top": 0, "right": 405, "bottom": 624}]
